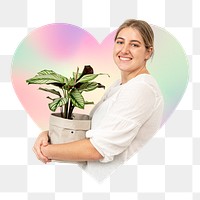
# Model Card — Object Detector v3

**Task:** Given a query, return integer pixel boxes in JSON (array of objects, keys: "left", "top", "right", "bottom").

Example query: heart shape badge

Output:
[{"left": 11, "top": 23, "right": 189, "bottom": 181}]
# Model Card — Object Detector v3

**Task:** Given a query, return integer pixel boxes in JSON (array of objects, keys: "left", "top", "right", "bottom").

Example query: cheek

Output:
[
  {"left": 113, "top": 44, "right": 122, "bottom": 53},
  {"left": 113, "top": 52, "right": 118, "bottom": 64},
  {"left": 113, "top": 47, "right": 119, "bottom": 64},
  {"left": 113, "top": 46, "right": 117, "bottom": 54},
  {"left": 113, "top": 46, "right": 119, "bottom": 57},
  {"left": 133, "top": 49, "right": 148, "bottom": 59}
]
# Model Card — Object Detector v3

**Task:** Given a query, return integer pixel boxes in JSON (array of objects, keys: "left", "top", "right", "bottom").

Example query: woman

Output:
[{"left": 33, "top": 19, "right": 164, "bottom": 181}]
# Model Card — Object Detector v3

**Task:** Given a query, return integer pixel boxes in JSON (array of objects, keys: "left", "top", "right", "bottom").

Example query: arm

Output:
[{"left": 41, "top": 138, "right": 103, "bottom": 162}]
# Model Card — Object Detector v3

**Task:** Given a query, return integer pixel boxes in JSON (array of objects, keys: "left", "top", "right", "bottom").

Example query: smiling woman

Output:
[
  {"left": 113, "top": 20, "right": 154, "bottom": 84},
  {"left": 33, "top": 19, "right": 164, "bottom": 182}
]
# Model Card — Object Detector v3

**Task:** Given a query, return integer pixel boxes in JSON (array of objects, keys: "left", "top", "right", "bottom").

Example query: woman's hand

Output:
[{"left": 33, "top": 131, "right": 51, "bottom": 164}]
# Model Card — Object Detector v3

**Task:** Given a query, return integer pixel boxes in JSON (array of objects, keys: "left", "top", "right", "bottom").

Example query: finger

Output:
[
  {"left": 32, "top": 147, "right": 46, "bottom": 163},
  {"left": 42, "top": 140, "right": 49, "bottom": 147},
  {"left": 32, "top": 131, "right": 50, "bottom": 163},
  {"left": 33, "top": 145, "right": 49, "bottom": 163},
  {"left": 32, "top": 146, "right": 46, "bottom": 163}
]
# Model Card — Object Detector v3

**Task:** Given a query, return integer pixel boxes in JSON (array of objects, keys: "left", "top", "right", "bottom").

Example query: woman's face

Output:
[{"left": 113, "top": 27, "right": 152, "bottom": 74}]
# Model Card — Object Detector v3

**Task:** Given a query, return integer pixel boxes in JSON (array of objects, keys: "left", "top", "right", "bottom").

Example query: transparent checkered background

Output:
[{"left": 0, "top": 0, "right": 199, "bottom": 199}]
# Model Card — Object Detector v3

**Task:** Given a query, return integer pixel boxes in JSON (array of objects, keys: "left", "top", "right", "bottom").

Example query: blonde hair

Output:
[{"left": 115, "top": 19, "right": 154, "bottom": 51}]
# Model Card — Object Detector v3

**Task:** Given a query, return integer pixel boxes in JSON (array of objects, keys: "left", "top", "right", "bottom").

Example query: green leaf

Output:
[
  {"left": 77, "top": 73, "right": 109, "bottom": 83},
  {"left": 39, "top": 87, "right": 61, "bottom": 97},
  {"left": 76, "top": 65, "right": 94, "bottom": 81},
  {"left": 69, "top": 89, "right": 84, "bottom": 109},
  {"left": 68, "top": 77, "right": 75, "bottom": 87},
  {"left": 77, "top": 74, "right": 98, "bottom": 83},
  {"left": 79, "top": 82, "right": 98, "bottom": 92},
  {"left": 37, "top": 69, "right": 56, "bottom": 75},
  {"left": 48, "top": 97, "right": 68, "bottom": 112},
  {"left": 26, "top": 70, "right": 67, "bottom": 85}
]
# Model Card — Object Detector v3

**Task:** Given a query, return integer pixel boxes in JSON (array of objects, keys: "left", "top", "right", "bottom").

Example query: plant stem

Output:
[
  {"left": 75, "top": 67, "right": 79, "bottom": 83},
  {"left": 67, "top": 98, "right": 71, "bottom": 119},
  {"left": 67, "top": 67, "right": 78, "bottom": 119},
  {"left": 63, "top": 102, "right": 67, "bottom": 119},
  {"left": 60, "top": 106, "right": 63, "bottom": 118},
  {"left": 68, "top": 101, "right": 74, "bottom": 119},
  {"left": 63, "top": 89, "right": 67, "bottom": 118}
]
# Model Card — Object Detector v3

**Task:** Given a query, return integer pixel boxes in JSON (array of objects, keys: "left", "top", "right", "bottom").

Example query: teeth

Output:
[{"left": 120, "top": 57, "right": 132, "bottom": 61}]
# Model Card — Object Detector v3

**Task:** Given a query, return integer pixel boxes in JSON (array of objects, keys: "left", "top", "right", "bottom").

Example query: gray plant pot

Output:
[{"left": 48, "top": 113, "right": 91, "bottom": 163}]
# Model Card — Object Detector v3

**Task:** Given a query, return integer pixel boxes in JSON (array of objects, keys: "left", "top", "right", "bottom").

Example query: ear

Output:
[{"left": 145, "top": 47, "right": 153, "bottom": 60}]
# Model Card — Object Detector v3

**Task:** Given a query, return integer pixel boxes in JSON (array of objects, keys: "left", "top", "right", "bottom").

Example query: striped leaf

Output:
[
  {"left": 26, "top": 70, "right": 67, "bottom": 85},
  {"left": 38, "top": 69, "right": 56, "bottom": 75},
  {"left": 77, "top": 74, "right": 98, "bottom": 83},
  {"left": 68, "top": 77, "right": 75, "bottom": 87},
  {"left": 76, "top": 65, "right": 94, "bottom": 82},
  {"left": 79, "top": 82, "right": 98, "bottom": 92},
  {"left": 69, "top": 89, "right": 84, "bottom": 109},
  {"left": 77, "top": 73, "right": 109, "bottom": 83},
  {"left": 48, "top": 97, "right": 68, "bottom": 112},
  {"left": 39, "top": 87, "right": 61, "bottom": 97}
]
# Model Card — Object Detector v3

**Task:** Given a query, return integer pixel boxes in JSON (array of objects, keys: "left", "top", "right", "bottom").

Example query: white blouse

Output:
[{"left": 79, "top": 74, "right": 164, "bottom": 182}]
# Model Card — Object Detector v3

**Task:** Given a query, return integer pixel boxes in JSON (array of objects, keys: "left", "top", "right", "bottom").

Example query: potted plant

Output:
[{"left": 26, "top": 65, "right": 109, "bottom": 146}]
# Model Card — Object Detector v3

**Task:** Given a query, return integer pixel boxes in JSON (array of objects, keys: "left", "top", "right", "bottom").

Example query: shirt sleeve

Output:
[{"left": 86, "top": 81, "right": 157, "bottom": 163}]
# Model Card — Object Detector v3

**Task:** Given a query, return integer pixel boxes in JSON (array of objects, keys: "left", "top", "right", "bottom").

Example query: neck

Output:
[{"left": 121, "top": 66, "right": 149, "bottom": 84}]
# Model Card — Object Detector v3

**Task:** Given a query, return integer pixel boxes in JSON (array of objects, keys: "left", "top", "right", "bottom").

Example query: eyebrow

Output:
[{"left": 116, "top": 37, "right": 142, "bottom": 44}]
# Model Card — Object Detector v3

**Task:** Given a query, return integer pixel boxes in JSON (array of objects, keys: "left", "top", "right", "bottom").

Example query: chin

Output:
[{"left": 117, "top": 65, "right": 131, "bottom": 72}]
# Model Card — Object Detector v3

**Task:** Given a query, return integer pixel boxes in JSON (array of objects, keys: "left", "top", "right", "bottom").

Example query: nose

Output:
[{"left": 121, "top": 43, "right": 130, "bottom": 54}]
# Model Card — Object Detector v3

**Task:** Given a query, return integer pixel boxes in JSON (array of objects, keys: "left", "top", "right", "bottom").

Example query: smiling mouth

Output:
[{"left": 119, "top": 56, "right": 132, "bottom": 61}]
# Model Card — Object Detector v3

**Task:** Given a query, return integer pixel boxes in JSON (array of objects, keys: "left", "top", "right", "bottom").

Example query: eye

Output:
[
  {"left": 116, "top": 40, "right": 124, "bottom": 45},
  {"left": 131, "top": 43, "right": 139, "bottom": 47}
]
